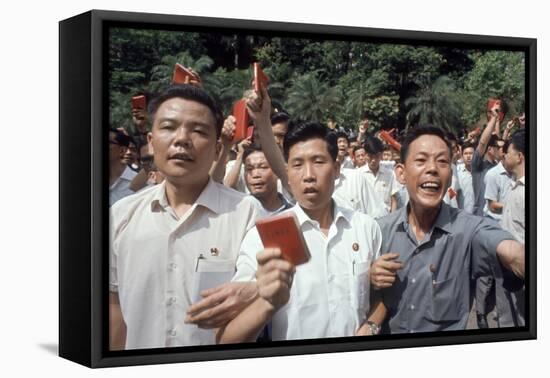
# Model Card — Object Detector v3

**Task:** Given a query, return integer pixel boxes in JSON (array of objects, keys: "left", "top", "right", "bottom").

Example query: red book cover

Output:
[
  {"left": 131, "top": 95, "right": 146, "bottom": 110},
  {"left": 232, "top": 99, "right": 249, "bottom": 142},
  {"left": 255, "top": 212, "right": 311, "bottom": 266},
  {"left": 486, "top": 98, "right": 505, "bottom": 122},
  {"left": 172, "top": 63, "right": 199, "bottom": 85},
  {"left": 253, "top": 62, "right": 269, "bottom": 93},
  {"left": 246, "top": 126, "right": 255, "bottom": 141},
  {"left": 379, "top": 129, "right": 402, "bottom": 152}
]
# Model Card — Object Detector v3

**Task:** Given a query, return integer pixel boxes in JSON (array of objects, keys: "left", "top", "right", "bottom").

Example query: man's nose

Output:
[
  {"left": 174, "top": 127, "right": 192, "bottom": 147},
  {"left": 303, "top": 163, "right": 316, "bottom": 182}
]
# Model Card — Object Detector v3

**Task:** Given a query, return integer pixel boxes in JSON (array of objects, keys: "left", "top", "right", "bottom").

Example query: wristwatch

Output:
[{"left": 366, "top": 321, "right": 381, "bottom": 335}]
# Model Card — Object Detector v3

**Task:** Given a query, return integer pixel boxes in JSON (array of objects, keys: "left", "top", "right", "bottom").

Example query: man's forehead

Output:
[
  {"left": 155, "top": 98, "right": 215, "bottom": 121},
  {"left": 289, "top": 138, "right": 330, "bottom": 158},
  {"left": 408, "top": 135, "right": 449, "bottom": 154}
]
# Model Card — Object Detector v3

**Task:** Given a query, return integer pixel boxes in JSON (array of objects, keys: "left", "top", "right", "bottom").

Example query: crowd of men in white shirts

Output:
[{"left": 108, "top": 83, "right": 526, "bottom": 350}]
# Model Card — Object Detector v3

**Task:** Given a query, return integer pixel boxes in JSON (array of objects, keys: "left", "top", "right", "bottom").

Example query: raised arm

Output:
[
  {"left": 210, "top": 116, "right": 237, "bottom": 183},
  {"left": 247, "top": 86, "right": 292, "bottom": 196},
  {"left": 477, "top": 105, "right": 500, "bottom": 156}
]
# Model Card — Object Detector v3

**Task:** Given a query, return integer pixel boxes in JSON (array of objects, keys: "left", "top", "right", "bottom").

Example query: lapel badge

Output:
[{"left": 352, "top": 242, "right": 359, "bottom": 252}]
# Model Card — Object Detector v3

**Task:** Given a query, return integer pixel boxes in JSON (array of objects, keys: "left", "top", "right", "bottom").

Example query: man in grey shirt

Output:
[{"left": 369, "top": 126, "right": 524, "bottom": 334}]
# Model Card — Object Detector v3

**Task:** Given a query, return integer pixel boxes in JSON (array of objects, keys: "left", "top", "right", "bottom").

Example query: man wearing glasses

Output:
[{"left": 109, "top": 128, "right": 137, "bottom": 206}]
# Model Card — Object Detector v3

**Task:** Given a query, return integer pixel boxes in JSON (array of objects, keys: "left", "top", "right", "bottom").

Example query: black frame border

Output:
[{"left": 59, "top": 9, "right": 537, "bottom": 368}]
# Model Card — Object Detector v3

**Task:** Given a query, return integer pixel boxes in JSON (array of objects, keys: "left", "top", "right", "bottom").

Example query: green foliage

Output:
[
  {"left": 285, "top": 71, "right": 341, "bottom": 122},
  {"left": 405, "top": 76, "right": 463, "bottom": 133},
  {"left": 107, "top": 27, "right": 525, "bottom": 138}
]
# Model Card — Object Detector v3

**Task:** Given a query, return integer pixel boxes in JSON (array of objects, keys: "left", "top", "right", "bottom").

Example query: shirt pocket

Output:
[
  {"left": 430, "top": 275, "right": 461, "bottom": 322},
  {"left": 192, "top": 258, "right": 235, "bottom": 303}
]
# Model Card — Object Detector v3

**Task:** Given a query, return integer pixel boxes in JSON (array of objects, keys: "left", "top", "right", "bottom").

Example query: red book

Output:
[
  {"left": 232, "top": 99, "right": 249, "bottom": 142},
  {"left": 379, "top": 129, "right": 402, "bottom": 152},
  {"left": 172, "top": 63, "right": 199, "bottom": 85},
  {"left": 131, "top": 95, "right": 146, "bottom": 110},
  {"left": 246, "top": 126, "right": 255, "bottom": 141},
  {"left": 253, "top": 62, "right": 269, "bottom": 93},
  {"left": 486, "top": 98, "right": 505, "bottom": 122},
  {"left": 256, "top": 212, "right": 311, "bottom": 266}
]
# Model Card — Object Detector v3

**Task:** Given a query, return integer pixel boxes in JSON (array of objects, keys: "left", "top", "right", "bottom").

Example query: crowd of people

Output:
[{"left": 108, "top": 78, "right": 526, "bottom": 350}]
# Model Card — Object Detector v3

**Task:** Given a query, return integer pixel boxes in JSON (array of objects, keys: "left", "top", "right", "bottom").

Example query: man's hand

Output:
[
  {"left": 185, "top": 282, "right": 258, "bottom": 329},
  {"left": 246, "top": 85, "right": 272, "bottom": 128},
  {"left": 237, "top": 137, "right": 253, "bottom": 155},
  {"left": 132, "top": 109, "right": 147, "bottom": 131},
  {"left": 221, "top": 116, "right": 237, "bottom": 147},
  {"left": 370, "top": 253, "right": 403, "bottom": 289},
  {"left": 256, "top": 248, "right": 295, "bottom": 311}
]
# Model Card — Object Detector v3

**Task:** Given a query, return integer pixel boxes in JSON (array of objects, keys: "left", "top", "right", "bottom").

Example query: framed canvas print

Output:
[{"left": 59, "top": 9, "right": 536, "bottom": 368}]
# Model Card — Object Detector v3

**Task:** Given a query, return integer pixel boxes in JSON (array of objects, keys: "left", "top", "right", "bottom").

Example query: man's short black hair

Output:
[
  {"left": 510, "top": 129, "right": 526, "bottom": 155},
  {"left": 148, "top": 84, "right": 224, "bottom": 138},
  {"left": 364, "top": 135, "right": 384, "bottom": 155},
  {"left": 353, "top": 145, "right": 366, "bottom": 154},
  {"left": 270, "top": 112, "right": 290, "bottom": 125},
  {"left": 462, "top": 141, "right": 476, "bottom": 152},
  {"left": 109, "top": 128, "right": 131, "bottom": 147},
  {"left": 335, "top": 131, "right": 349, "bottom": 143},
  {"left": 242, "top": 144, "right": 265, "bottom": 163},
  {"left": 400, "top": 125, "right": 452, "bottom": 163},
  {"left": 283, "top": 122, "right": 338, "bottom": 162}
]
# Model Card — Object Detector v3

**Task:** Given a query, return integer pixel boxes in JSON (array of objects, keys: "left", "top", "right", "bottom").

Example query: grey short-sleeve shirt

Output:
[{"left": 376, "top": 203, "right": 513, "bottom": 334}]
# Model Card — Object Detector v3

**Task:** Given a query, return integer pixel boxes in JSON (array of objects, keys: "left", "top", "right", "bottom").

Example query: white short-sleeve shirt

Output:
[
  {"left": 233, "top": 203, "right": 382, "bottom": 341},
  {"left": 456, "top": 164, "right": 475, "bottom": 214},
  {"left": 110, "top": 179, "right": 259, "bottom": 350},
  {"left": 483, "top": 162, "right": 514, "bottom": 220},
  {"left": 357, "top": 165, "right": 399, "bottom": 212},
  {"left": 333, "top": 168, "right": 388, "bottom": 219}
]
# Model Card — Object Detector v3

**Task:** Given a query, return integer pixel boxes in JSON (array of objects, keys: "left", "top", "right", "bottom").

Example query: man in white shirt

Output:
[
  {"left": 109, "top": 85, "right": 260, "bottom": 350},
  {"left": 243, "top": 145, "right": 292, "bottom": 216},
  {"left": 217, "top": 118, "right": 385, "bottom": 343},
  {"left": 456, "top": 142, "right": 475, "bottom": 214},
  {"left": 484, "top": 158, "right": 514, "bottom": 221},
  {"left": 336, "top": 131, "right": 355, "bottom": 169},
  {"left": 359, "top": 135, "right": 399, "bottom": 213}
]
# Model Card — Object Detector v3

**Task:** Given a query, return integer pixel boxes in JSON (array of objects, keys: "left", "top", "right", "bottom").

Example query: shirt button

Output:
[
  {"left": 411, "top": 278, "right": 416, "bottom": 284},
  {"left": 167, "top": 297, "right": 177, "bottom": 305},
  {"left": 410, "top": 304, "right": 415, "bottom": 310},
  {"left": 170, "top": 329, "right": 177, "bottom": 336},
  {"left": 169, "top": 263, "right": 177, "bottom": 270}
]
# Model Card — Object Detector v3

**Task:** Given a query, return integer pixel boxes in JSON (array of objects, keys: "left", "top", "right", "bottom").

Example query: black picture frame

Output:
[{"left": 59, "top": 9, "right": 537, "bottom": 368}]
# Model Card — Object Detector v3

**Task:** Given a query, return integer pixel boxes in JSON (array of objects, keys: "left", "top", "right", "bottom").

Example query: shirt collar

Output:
[
  {"left": 120, "top": 166, "right": 136, "bottom": 181},
  {"left": 292, "top": 200, "right": 352, "bottom": 228},
  {"left": 397, "top": 202, "right": 453, "bottom": 234},
  {"left": 150, "top": 178, "right": 222, "bottom": 214}
]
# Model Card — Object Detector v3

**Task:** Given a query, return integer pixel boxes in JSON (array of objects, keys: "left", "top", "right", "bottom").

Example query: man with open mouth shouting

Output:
[{"left": 369, "top": 126, "right": 525, "bottom": 334}]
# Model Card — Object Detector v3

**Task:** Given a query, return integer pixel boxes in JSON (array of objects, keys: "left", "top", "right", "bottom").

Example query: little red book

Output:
[
  {"left": 172, "top": 63, "right": 199, "bottom": 85},
  {"left": 131, "top": 95, "right": 146, "bottom": 110},
  {"left": 253, "top": 62, "right": 269, "bottom": 93},
  {"left": 232, "top": 99, "right": 250, "bottom": 142},
  {"left": 255, "top": 212, "right": 311, "bottom": 266}
]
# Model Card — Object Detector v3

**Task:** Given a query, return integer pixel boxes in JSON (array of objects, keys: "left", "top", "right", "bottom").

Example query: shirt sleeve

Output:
[
  {"left": 232, "top": 226, "right": 263, "bottom": 282},
  {"left": 471, "top": 150, "right": 483, "bottom": 173},
  {"left": 470, "top": 217, "right": 515, "bottom": 280},
  {"left": 109, "top": 209, "right": 120, "bottom": 293},
  {"left": 484, "top": 170, "right": 499, "bottom": 201},
  {"left": 388, "top": 170, "right": 400, "bottom": 197}
]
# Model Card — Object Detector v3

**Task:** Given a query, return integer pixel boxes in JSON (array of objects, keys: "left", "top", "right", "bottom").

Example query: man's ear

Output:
[
  {"left": 147, "top": 132, "right": 154, "bottom": 155},
  {"left": 394, "top": 163, "right": 406, "bottom": 185}
]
